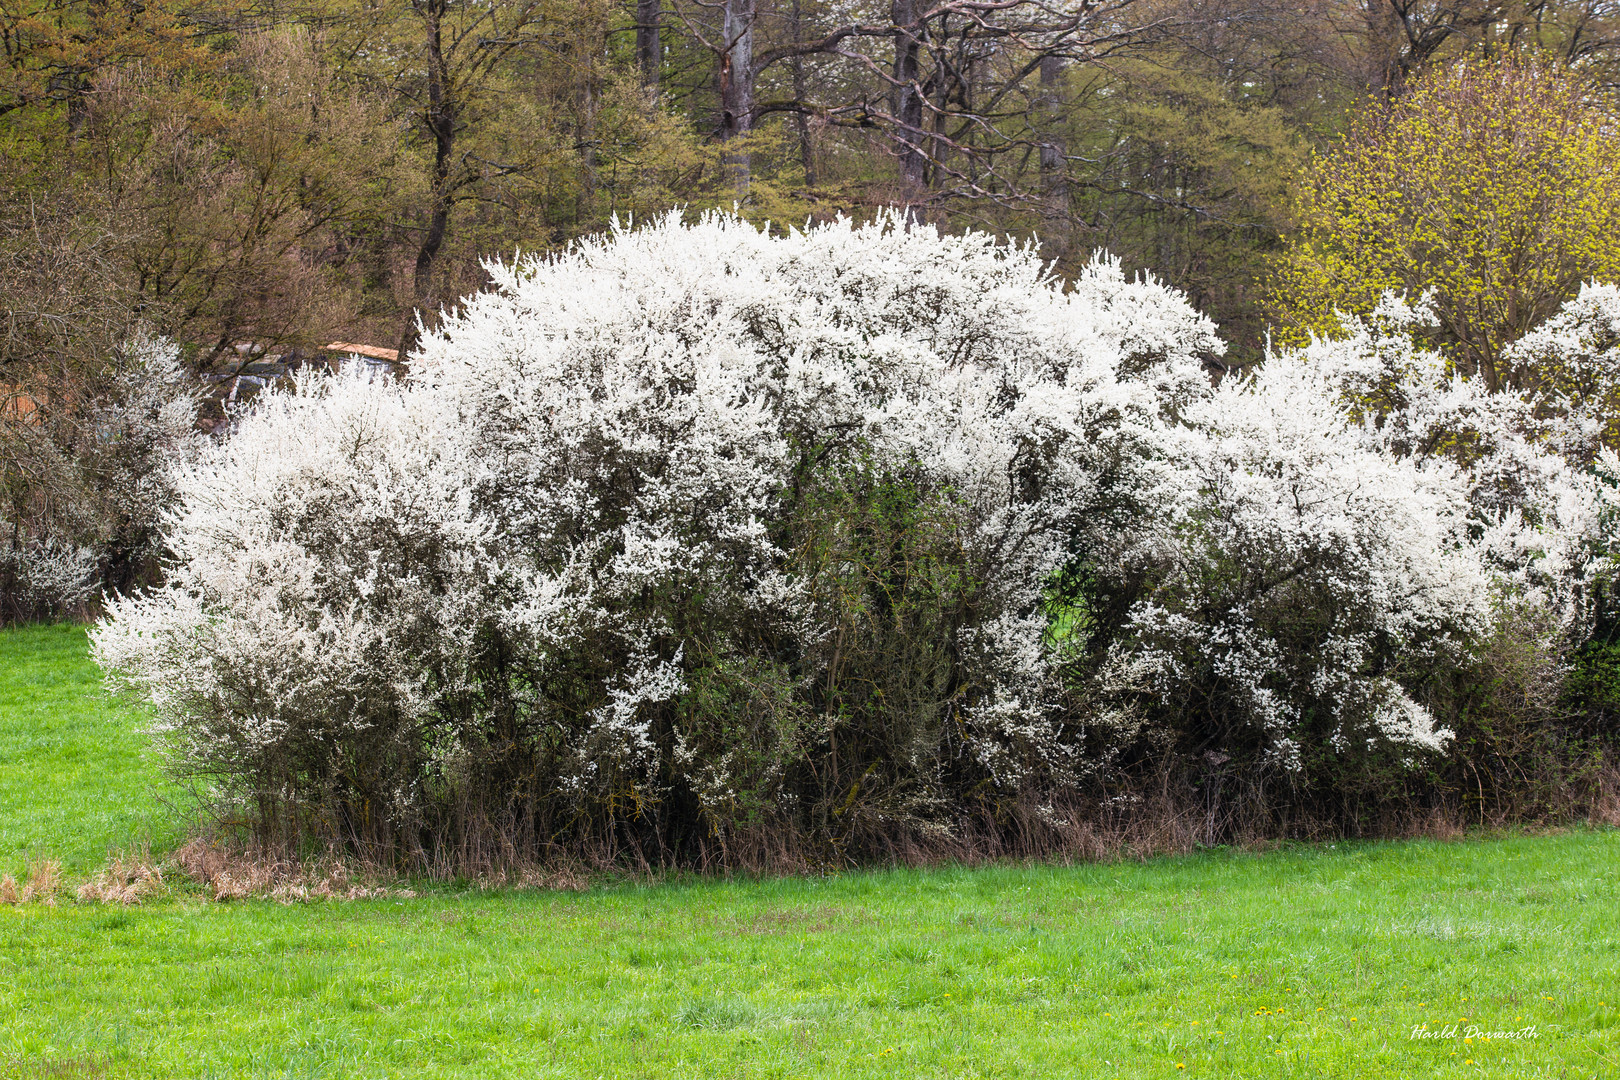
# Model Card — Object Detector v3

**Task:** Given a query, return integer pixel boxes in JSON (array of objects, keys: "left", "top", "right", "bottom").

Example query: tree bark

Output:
[
  {"left": 890, "top": 0, "right": 925, "bottom": 188},
  {"left": 403, "top": 0, "right": 456, "bottom": 357},
  {"left": 719, "top": 0, "right": 756, "bottom": 200},
  {"left": 1037, "top": 53, "right": 1069, "bottom": 233},
  {"left": 636, "top": 0, "right": 662, "bottom": 88},
  {"left": 1038, "top": 55, "right": 1064, "bottom": 176},
  {"left": 789, "top": 0, "right": 815, "bottom": 187}
]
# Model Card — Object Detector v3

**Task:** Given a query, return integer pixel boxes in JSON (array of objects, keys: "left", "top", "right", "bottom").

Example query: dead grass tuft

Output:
[
  {"left": 1592, "top": 766, "right": 1620, "bottom": 828},
  {"left": 4, "top": 1053, "right": 111, "bottom": 1078},
  {"left": 171, "top": 838, "right": 417, "bottom": 902},
  {"left": 23, "top": 859, "right": 61, "bottom": 904},
  {"left": 0, "top": 861, "right": 65, "bottom": 905},
  {"left": 168, "top": 835, "right": 596, "bottom": 900},
  {"left": 1418, "top": 807, "right": 1466, "bottom": 842},
  {"left": 75, "top": 850, "right": 163, "bottom": 904},
  {"left": 474, "top": 863, "right": 591, "bottom": 893}
]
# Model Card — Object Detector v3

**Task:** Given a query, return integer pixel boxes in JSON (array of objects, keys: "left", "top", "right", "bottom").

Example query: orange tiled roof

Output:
[{"left": 325, "top": 342, "right": 400, "bottom": 362}]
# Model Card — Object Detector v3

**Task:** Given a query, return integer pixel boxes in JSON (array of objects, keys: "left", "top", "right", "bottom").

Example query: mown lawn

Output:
[{"left": 1, "top": 626, "right": 1617, "bottom": 1079}]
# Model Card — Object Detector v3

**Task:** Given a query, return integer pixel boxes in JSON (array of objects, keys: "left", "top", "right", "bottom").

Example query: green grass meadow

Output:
[
  {"left": 2, "top": 626, "right": 1618, "bottom": 1079},
  {"left": 0, "top": 624, "right": 183, "bottom": 877}
]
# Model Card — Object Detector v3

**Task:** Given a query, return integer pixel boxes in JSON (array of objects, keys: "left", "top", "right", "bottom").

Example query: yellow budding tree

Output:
[{"left": 1269, "top": 59, "right": 1620, "bottom": 393}]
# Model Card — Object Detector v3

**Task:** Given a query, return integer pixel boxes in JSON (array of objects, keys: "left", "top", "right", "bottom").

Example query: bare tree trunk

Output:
[
  {"left": 1038, "top": 55, "right": 1064, "bottom": 176},
  {"left": 579, "top": 66, "right": 601, "bottom": 211},
  {"left": 719, "top": 0, "right": 755, "bottom": 200},
  {"left": 636, "top": 0, "right": 661, "bottom": 88},
  {"left": 929, "top": 9, "right": 951, "bottom": 184},
  {"left": 789, "top": 0, "right": 815, "bottom": 187},
  {"left": 1037, "top": 53, "right": 1069, "bottom": 236},
  {"left": 1363, "top": 0, "right": 1402, "bottom": 94},
  {"left": 403, "top": 0, "right": 455, "bottom": 358},
  {"left": 890, "top": 0, "right": 925, "bottom": 188}
]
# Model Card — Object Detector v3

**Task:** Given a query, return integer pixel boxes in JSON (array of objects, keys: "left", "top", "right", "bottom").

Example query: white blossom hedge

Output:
[{"left": 92, "top": 216, "right": 1620, "bottom": 863}]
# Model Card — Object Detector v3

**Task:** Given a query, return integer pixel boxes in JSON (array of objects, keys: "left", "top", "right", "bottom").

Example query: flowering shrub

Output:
[
  {"left": 1260, "top": 294, "right": 1620, "bottom": 818},
  {"left": 1059, "top": 290, "right": 1620, "bottom": 824},
  {"left": 95, "top": 214, "right": 1231, "bottom": 858},
  {"left": 2, "top": 334, "right": 199, "bottom": 620},
  {"left": 1504, "top": 282, "right": 1620, "bottom": 460},
  {"left": 91, "top": 217, "right": 1620, "bottom": 863},
  {"left": 94, "top": 369, "right": 497, "bottom": 849},
  {"left": 1086, "top": 357, "right": 1487, "bottom": 773},
  {"left": 1296, "top": 293, "right": 1620, "bottom": 627}
]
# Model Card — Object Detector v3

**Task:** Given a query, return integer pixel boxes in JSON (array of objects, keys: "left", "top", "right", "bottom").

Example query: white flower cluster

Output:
[
  {"left": 1108, "top": 290, "right": 1620, "bottom": 765},
  {"left": 1104, "top": 340, "right": 1488, "bottom": 763},
  {"left": 1298, "top": 293, "right": 1620, "bottom": 628},
  {"left": 94, "top": 368, "right": 492, "bottom": 800},
  {"left": 1506, "top": 282, "right": 1620, "bottom": 464}
]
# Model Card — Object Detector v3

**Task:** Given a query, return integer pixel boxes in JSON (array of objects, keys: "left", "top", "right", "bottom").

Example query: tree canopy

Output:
[{"left": 1269, "top": 59, "right": 1620, "bottom": 391}]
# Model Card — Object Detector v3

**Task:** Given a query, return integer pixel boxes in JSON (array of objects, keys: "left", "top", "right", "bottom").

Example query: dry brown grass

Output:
[
  {"left": 165, "top": 836, "right": 600, "bottom": 899},
  {"left": 75, "top": 849, "right": 164, "bottom": 904},
  {"left": 1594, "top": 766, "right": 1620, "bottom": 827},
  {"left": 2, "top": 1053, "right": 112, "bottom": 1078},
  {"left": 1415, "top": 806, "right": 1467, "bottom": 842},
  {"left": 0, "top": 859, "right": 65, "bottom": 904},
  {"left": 169, "top": 838, "right": 420, "bottom": 902},
  {"left": 0, "top": 860, "right": 62, "bottom": 904}
]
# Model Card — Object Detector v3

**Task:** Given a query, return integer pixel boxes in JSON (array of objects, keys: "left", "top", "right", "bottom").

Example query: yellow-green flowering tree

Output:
[{"left": 1269, "top": 59, "right": 1620, "bottom": 392}]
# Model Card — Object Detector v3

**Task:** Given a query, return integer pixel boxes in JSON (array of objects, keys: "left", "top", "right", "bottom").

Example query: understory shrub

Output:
[{"left": 92, "top": 216, "right": 1620, "bottom": 868}]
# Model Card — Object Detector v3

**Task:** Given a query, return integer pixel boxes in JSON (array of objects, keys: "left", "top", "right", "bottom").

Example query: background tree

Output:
[
  {"left": 325, "top": 0, "right": 551, "bottom": 352},
  {"left": 84, "top": 29, "right": 401, "bottom": 366},
  {"left": 1267, "top": 58, "right": 1620, "bottom": 391},
  {"left": 0, "top": 0, "right": 214, "bottom": 117}
]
